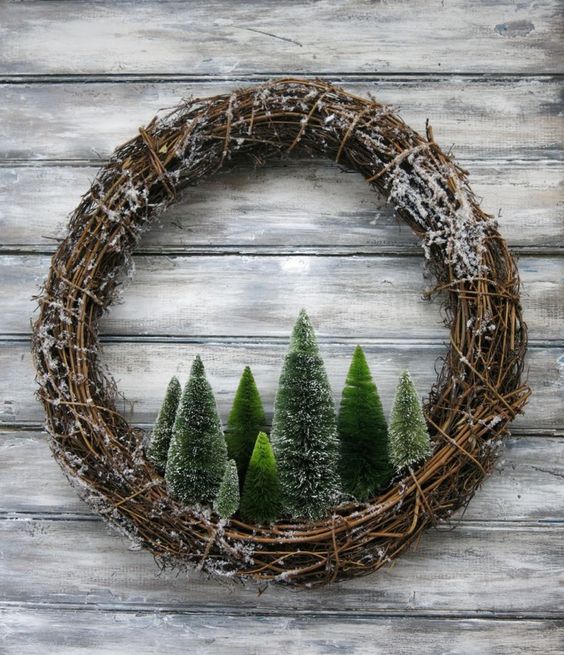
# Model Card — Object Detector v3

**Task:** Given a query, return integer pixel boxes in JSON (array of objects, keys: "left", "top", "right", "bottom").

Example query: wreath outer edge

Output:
[{"left": 31, "top": 78, "right": 530, "bottom": 587}]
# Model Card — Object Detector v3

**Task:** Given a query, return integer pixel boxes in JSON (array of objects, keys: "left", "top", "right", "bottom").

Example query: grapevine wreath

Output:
[{"left": 32, "top": 78, "right": 530, "bottom": 587}]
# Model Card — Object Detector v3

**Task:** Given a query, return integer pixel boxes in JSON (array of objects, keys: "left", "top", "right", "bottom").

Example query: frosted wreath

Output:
[{"left": 32, "top": 78, "right": 530, "bottom": 587}]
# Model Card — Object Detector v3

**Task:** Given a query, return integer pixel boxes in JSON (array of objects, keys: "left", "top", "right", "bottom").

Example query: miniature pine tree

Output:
[
  {"left": 270, "top": 309, "right": 341, "bottom": 520},
  {"left": 226, "top": 366, "right": 267, "bottom": 488},
  {"left": 240, "top": 432, "right": 282, "bottom": 524},
  {"left": 146, "top": 376, "right": 182, "bottom": 473},
  {"left": 388, "top": 370, "right": 432, "bottom": 471},
  {"left": 165, "top": 355, "right": 227, "bottom": 505},
  {"left": 338, "top": 346, "right": 393, "bottom": 500},
  {"left": 214, "top": 459, "right": 240, "bottom": 519}
]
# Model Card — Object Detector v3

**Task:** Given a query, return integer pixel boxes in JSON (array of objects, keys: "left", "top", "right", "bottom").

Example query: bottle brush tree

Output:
[
  {"left": 165, "top": 355, "right": 227, "bottom": 505},
  {"left": 271, "top": 309, "right": 341, "bottom": 520},
  {"left": 214, "top": 459, "right": 240, "bottom": 519},
  {"left": 240, "top": 432, "right": 282, "bottom": 524},
  {"left": 338, "top": 346, "right": 393, "bottom": 501},
  {"left": 146, "top": 376, "right": 182, "bottom": 473},
  {"left": 388, "top": 370, "right": 432, "bottom": 471},
  {"left": 226, "top": 366, "right": 267, "bottom": 488}
]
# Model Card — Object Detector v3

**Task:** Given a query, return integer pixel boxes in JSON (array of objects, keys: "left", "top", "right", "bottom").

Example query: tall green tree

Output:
[
  {"left": 338, "top": 346, "right": 393, "bottom": 500},
  {"left": 240, "top": 432, "right": 282, "bottom": 524},
  {"left": 271, "top": 309, "right": 341, "bottom": 520},
  {"left": 388, "top": 370, "right": 432, "bottom": 471},
  {"left": 226, "top": 366, "right": 267, "bottom": 488},
  {"left": 165, "top": 355, "right": 227, "bottom": 504},
  {"left": 214, "top": 459, "right": 240, "bottom": 519},
  {"left": 147, "top": 376, "right": 182, "bottom": 473}
]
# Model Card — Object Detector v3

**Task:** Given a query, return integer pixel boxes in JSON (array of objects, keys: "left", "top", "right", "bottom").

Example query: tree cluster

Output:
[{"left": 146, "top": 310, "right": 432, "bottom": 524}]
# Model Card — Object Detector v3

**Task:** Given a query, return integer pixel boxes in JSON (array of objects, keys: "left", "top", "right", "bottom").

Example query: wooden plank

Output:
[
  {"left": 1, "top": 1, "right": 562, "bottom": 75},
  {"left": 1, "top": 430, "right": 562, "bottom": 522},
  {"left": 0, "top": 340, "right": 561, "bottom": 429},
  {"left": 0, "top": 517, "right": 561, "bottom": 615},
  {"left": 1, "top": 608, "right": 562, "bottom": 655},
  {"left": 1, "top": 160, "right": 563, "bottom": 252},
  {"left": 1, "top": 78, "right": 562, "bottom": 162},
  {"left": 2, "top": 253, "right": 562, "bottom": 339}
]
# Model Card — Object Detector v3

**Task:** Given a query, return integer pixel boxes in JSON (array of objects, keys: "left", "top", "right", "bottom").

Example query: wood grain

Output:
[
  {"left": 1, "top": 78, "right": 562, "bottom": 162},
  {"left": 2, "top": 0, "right": 562, "bottom": 646},
  {"left": 1, "top": 431, "right": 562, "bottom": 522},
  {"left": 0, "top": 517, "right": 561, "bottom": 615},
  {"left": 1, "top": 340, "right": 562, "bottom": 428},
  {"left": 1, "top": 608, "right": 562, "bottom": 655},
  {"left": 1, "top": 160, "right": 563, "bottom": 252},
  {"left": 2, "top": 1, "right": 562, "bottom": 75},
  {"left": 2, "top": 253, "right": 563, "bottom": 339}
]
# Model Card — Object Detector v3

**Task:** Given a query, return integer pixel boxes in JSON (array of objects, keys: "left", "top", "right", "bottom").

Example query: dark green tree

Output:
[
  {"left": 226, "top": 366, "right": 267, "bottom": 488},
  {"left": 388, "top": 370, "right": 432, "bottom": 471},
  {"left": 240, "top": 432, "right": 282, "bottom": 524},
  {"left": 271, "top": 309, "right": 341, "bottom": 520},
  {"left": 338, "top": 346, "right": 393, "bottom": 500},
  {"left": 146, "top": 376, "right": 181, "bottom": 473},
  {"left": 165, "top": 355, "right": 227, "bottom": 504},
  {"left": 214, "top": 459, "right": 240, "bottom": 519}
]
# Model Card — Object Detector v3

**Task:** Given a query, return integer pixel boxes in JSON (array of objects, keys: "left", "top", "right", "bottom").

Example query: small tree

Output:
[
  {"left": 271, "top": 309, "right": 341, "bottom": 520},
  {"left": 338, "top": 346, "right": 393, "bottom": 500},
  {"left": 146, "top": 376, "right": 182, "bottom": 473},
  {"left": 240, "top": 432, "right": 282, "bottom": 524},
  {"left": 226, "top": 366, "right": 267, "bottom": 488},
  {"left": 165, "top": 355, "right": 227, "bottom": 504},
  {"left": 388, "top": 370, "right": 432, "bottom": 471},
  {"left": 214, "top": 459, "right": 240, "bottom": 519}
]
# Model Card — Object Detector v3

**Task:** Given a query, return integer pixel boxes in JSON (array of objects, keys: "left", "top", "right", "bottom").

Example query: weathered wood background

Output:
[{"left": 1, "top": 2, "right": 563, "bottom": 653}]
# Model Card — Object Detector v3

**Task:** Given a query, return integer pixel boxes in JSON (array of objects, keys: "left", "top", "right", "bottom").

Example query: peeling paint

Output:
[{"left": 494, "top": 20, "right": 535, "bottom": 37}]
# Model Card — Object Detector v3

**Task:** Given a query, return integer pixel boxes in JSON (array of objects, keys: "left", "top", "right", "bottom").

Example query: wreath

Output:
[{"left": 32, "top": 78, "right": 530, "bottom": 587}]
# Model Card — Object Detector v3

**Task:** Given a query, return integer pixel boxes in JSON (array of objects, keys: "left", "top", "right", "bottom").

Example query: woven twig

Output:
[{"left": 31, "top": 78, "right": 530, "bottom": 587}]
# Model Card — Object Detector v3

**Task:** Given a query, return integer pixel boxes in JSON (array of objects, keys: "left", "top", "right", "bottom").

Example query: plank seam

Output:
[
  {"left": 2, "top": 424, "right": 562, "bottom": 437},
  {"left": 1, "top": 512, "right": 562, "bottom": 527},
  {"left": 2, "top": 246, "right": 564, "bottom": 257},
  {"left": 0, "top": 335, "right": 562, "bottom": 347},
  {"left": 0, "top": 601, "right": 563, "bottom": 621},
  {"left": 1, "top": 73, "right": 563, "bottom": 84}
]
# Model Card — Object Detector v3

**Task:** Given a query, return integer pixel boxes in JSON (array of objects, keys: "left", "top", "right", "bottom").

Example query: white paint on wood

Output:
[
  {"left": 1, "top": 0, "right": 562, "bottom": 645},
  {"left": 2, "top": 253, "right": 563, "bottom": 339},
  {"left": 0, "top": 518, "right": 562, "bottom": 614},
  {"left": 0, "top": 341, "right": 561, "bottom": 428},
  {"left": 1, "top": 608, "right": 562, "bottom": 655},
  {"left": 1, "top": 1, "right": 561, "bottom": 75},
  {"left": 1, "top": 160, "right": 563, "bottom": 251},
  {"left": 1, "top": 431, "right": 562, "bottom": 522},
  {"left": 1, "top": 78, "right": 562, "bottom": 162}
]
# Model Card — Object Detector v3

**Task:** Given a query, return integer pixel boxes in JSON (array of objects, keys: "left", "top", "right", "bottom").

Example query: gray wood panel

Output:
[
  {"left": 1, "top": 431, "right": 562, "bottom": 522},
  {"left": 2, "top": 0, "right": 562, "bottom": 648},
  {"left": 1, "top": 608, "right": 562, "bottom": 655},
  {"left": 2, "top": 253, "right": 563, "bottom": 339},
  {"left": 1, "top": 78, "right": 562, "bottom": 162},
  {"left": 2, "top": 1, "right": 562, "bottom": 75},
  {"left": 1, "top": 340, "right": 561, "bottom": 428},
  {"left": 0, "top": 517, "right": 561, "bottom": 615},
  {"left": 1, "top": 160, "right": 563, "bottom": 252}
]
